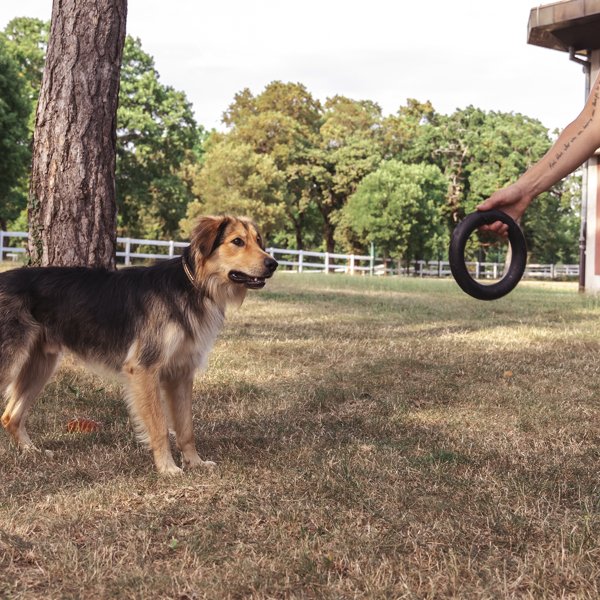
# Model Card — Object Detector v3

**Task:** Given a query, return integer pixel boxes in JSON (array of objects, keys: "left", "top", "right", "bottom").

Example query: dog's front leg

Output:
[
  {"left": 124, "top": 363, "right": 181, "bottom": 475},
  {"left": 161, "top": 374, "right": 215, "bottom": 470}
]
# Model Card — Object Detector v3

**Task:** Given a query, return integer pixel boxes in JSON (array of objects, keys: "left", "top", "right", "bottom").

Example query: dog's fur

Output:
[{"left": 0, "top": 216, "right": 277, "bottom": 474}]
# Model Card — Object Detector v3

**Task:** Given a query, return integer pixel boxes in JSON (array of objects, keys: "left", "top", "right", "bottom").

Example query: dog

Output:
[{"left": 0, "top": 216, "right": 278, "bottom": 474}]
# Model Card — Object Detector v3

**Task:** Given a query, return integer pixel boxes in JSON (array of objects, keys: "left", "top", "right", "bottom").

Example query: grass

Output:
[{"left": 2, "top": 272, "right": 600, "bottom": 598}]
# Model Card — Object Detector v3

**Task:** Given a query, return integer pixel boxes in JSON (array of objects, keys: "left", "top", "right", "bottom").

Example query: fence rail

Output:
[{"left": 0, "top": 231, "right": 579, "bottom": 280}]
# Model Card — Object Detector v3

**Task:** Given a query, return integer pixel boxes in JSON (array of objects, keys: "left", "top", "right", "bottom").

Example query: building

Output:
[{"left": 528, "top": 0, "right": 600, "bottom": 291}]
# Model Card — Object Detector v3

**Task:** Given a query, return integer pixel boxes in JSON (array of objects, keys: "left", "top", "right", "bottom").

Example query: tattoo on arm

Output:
[{"left": 549, "top": 81, "right": 600, "bottom": 169}]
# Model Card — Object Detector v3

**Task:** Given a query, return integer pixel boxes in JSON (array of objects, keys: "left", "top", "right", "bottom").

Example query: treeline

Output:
[{"left": 1, "top": 18, "right": 580, "bottom": 263}]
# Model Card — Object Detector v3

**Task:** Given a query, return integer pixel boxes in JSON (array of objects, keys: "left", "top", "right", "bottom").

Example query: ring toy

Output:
[{"left": 449, "top": 210, "right": 527, "bottom": 300}]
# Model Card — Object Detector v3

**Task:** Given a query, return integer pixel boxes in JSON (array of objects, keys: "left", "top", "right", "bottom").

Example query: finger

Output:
[{"left": 480, "top": 222, "right": 509, "bottom": 238}]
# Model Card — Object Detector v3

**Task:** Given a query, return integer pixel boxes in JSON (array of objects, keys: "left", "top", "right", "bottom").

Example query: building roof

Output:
[{"left": 528, "top": 0, "right": 600, "bottom": 52}]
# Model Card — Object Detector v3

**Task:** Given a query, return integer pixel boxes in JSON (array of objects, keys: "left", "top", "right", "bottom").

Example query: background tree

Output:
[
  {"left": 523, "top": 174, "right": 581, "bottom": 263},
  {"left": 0, "top": 36, "right": 30, "bottom": 230},
  {"left": 3, "top": 17, "right": 48, "bottom": 126},
  {"left": 381, "top": 98, "right": 437, "bottom": 160},
  {"left": 0, "top": 24, "right": 580, "bottom": 265},
  {"left": 222, "top": 82, "right": 323, "bottom": 249},
  {"left": 340, "top": 160, "right": 447, "bottom": 266},
  {"left": 1, "top": 17, "right": 48, "bottom": 230},
  {"left": 310, "top": 96, "right": 384, "bottom": 252},
  {"left": 416, "top": 107, "right": 552, "bottom": 225},
  {"left": 181, "top": 135, "right": 286, "bottom": 237},
  {"left": 28, "top": 0, "right": 127, "bottom": 268},
  {"left": 116, "top": 36, "right": 203, "bottom": 239}
]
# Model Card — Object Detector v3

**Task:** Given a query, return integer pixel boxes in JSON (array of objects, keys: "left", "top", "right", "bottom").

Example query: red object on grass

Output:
[{"left": 66, "top": 417, "right": 103, "bottom": 433}]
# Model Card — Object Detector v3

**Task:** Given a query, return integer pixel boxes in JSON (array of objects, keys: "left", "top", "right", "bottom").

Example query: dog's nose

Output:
[{"left": 264, "top": 257, "right": 278, "bottom": 273}]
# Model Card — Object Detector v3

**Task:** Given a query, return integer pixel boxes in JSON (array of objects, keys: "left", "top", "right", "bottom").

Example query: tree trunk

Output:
[
  {"left": 291, "top": 215, "right": 303, "bottom": 250},
  {"left": 323, "top": 219, "right": 335, "bottom": 254},
  {"left": 28, "top": 0, "right": 127, "bottom": 268},
  {"left": 316, "top": 196, "right": 337, "bottom": 253}
]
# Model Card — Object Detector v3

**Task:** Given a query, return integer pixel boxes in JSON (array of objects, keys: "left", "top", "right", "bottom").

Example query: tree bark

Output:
[{"left": 28, "top": 0, "right": 127, "bottom": 268}]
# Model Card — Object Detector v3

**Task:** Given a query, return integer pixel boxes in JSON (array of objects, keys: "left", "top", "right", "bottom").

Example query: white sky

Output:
[{"left": 0, "top": 0, "right": 588, "bottom": 132}]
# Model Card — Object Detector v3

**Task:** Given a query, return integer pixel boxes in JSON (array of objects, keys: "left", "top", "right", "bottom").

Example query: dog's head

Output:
[{"left": 188, "top": 216, "right": 278, "bottom": 306}]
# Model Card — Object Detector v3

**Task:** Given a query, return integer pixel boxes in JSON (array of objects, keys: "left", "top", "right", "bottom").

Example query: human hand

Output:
[{"left": 476, "top": 183, "right": 532, "bottom": 237}]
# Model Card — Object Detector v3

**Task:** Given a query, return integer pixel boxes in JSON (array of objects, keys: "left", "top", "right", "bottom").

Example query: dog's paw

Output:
[
  {"left": 184, "top": 454, "right": 217, "bottom": 470},
  {"left": 159, "top": 464, "right": 184, "bottom": 476},
  {"left": 20, "top": 443, "right": 41, "bottom": 454}
]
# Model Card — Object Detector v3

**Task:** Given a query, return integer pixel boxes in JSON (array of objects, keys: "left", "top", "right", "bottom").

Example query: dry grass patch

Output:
[{"left": 2, "top": 274, "right": 600, "bottom": 598}]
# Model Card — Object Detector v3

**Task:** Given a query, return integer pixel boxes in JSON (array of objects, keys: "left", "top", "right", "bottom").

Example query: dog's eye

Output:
[{"left": 231, "top": 237, "right": 245, "bottom": 247}]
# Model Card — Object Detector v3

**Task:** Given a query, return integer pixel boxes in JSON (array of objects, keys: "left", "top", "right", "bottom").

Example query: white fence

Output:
[
  {"left": 267, "top": 248, "right": 579, "bottom": 279},
  {"left": 0, "top": 231, "right": 579, "bottom": 280},
  {"left": 0, "top": 232, "right": 189, "bottom": 265}
]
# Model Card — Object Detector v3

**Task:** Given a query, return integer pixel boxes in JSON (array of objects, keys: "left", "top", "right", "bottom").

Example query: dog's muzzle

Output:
[{"left": 228, "top": 257, "right": 278, "bottom": 289}]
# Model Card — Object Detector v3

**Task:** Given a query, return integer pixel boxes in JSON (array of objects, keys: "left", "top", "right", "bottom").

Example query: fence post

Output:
[
  {"left": 298, "top": 250, "right": 303, "bottom": 273},
  {"left": 0, "top": 230, "right": 3, "bottom": 261},
  {"left": 475, "top": 262, "right": 480, "bottom": 279},
  {"left": 350, "top": 254, "right": 355, "bottom": 275},
  {"left": 125, "top": 238, "right": 131, "bottom": 266},
  {"left": 168, "top": 240, "right": 175, "bottom": 258},
  {"left": 325, "top": 252, "right": 330, "bottom": 274}
]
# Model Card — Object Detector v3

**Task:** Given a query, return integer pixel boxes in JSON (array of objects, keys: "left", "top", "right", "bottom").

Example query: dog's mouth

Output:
[{"left": 228, "top": 271, "right": 269, "bottom": 289}]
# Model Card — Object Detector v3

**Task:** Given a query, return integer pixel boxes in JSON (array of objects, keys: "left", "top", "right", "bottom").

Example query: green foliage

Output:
[
  {"left": 340, "top": 161, "right": 447, "bottom": 262},
  {"left": 413, "top": 107, "right": 553, "bottom": 221},
  {"left": 210, "top": 85, "right": 387, "bottom": 250},
  {"left": 0, "top": 35, "right": 30, "bottom": 229},
  {"left": 381, "top": 98, "right": 438, "bottom": 159},
  {"left": 524, "top": 175, "right": 582, "bottom": 263},
  {"left": 1, "top": 17, "right": 48, "bottom": 230},
  {"left": 181, "top": 136, "right": 286, "bottom": 237},
  {"left": 0, "top": 17, "right": 580, "bottom": 261},
  {"left": 2, "top": 17, "right": 47, "bottom": 120},
  {"left": 311, "top": 96, "right": 384, "bottom": 251},
  {"left": 220, "top": 82, "right": 322, "bottom": 248},
  {"left": 116, "top": 36, "right": 205, "bottom": 238},
  {"left": 195, "top": 86, "right": 579, "bottom": 261}
]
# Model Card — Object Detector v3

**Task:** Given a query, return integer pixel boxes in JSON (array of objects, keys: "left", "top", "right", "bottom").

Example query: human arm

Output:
[{"left": 477, "top": 72, "right": 600, "bottom": 235}]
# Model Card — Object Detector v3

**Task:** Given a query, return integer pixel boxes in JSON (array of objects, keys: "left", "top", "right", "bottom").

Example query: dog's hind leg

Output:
[
  {"left": 161, "top": 374, "right": 216, "bottom": 470},
  {"left": 123, "top": 363, "right": 182, "bottom": 475},
  {"left": 1, "top": 342, "right": 59, "bottom": 451}
]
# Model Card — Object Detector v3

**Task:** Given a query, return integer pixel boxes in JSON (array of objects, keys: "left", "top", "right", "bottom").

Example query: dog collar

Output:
[{"left": 182, "top": 256, "right": 196, "bottom": 287}]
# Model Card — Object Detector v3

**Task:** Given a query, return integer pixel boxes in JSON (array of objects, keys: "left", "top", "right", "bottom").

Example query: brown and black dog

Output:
[{"left": 0, "top": 216, "right": 277, "bottom": 474}]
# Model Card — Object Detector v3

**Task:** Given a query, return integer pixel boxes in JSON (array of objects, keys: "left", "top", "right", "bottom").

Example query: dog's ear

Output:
[{"left": 191, "top": 216, "right": 230, "bottom": 261}]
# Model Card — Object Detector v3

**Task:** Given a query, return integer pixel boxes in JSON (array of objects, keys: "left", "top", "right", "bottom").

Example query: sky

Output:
[{"left": 0, "top": 0, "right": 588, "bottom": 133}]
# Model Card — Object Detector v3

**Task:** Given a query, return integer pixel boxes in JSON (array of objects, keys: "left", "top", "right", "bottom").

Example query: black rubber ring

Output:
[{"left": 448, "top": 210, "right": 527, "bottom": 300}]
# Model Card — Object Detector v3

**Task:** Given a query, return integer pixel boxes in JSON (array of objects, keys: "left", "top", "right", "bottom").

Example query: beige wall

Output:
[{"left": 585, "top": 50, "right": 600, "bottom": 291}]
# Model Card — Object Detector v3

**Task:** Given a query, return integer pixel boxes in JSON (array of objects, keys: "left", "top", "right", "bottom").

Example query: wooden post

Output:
[{"left": 124, "top": 238, "right": 131, "bottom": 266}]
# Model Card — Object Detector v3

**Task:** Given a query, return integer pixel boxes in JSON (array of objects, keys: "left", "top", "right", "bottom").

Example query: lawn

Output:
[{"left": 2, "top": 273, "right": 600, "bottom": 599}]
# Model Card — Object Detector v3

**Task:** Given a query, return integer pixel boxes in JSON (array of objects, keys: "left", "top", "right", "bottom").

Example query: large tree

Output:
[
  {"left": 213, "top": 84, "right": 386, "bottom": 251},
  {"left": 340, "top": 160, "right": 447, "bottom": 264},
  {"left": 116, "top": 36, "right": 202, "bottom": 239},
  {"left": 412, "top": 107, "right": 553, "bottom": 225},
  {"left": 181, "top": 135, "right": 286, "bottom": 238},
  {"left": 1, "top": 18, "right": 49, "bottom": 230},
  {"left": 310, "top": 96, "right": 384, "bottom": 252},
  {"left": 3, "top": 17, "right": 48, "bottom": 126},
  {"left": 28, "top": 0, "right": 127, "bottom": 268},
  {"left": 0, "top": 36, "right": 30, "bottom": 230},
  {"left": 222, "top": 82, "right": 323, "bottom": 249}
]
